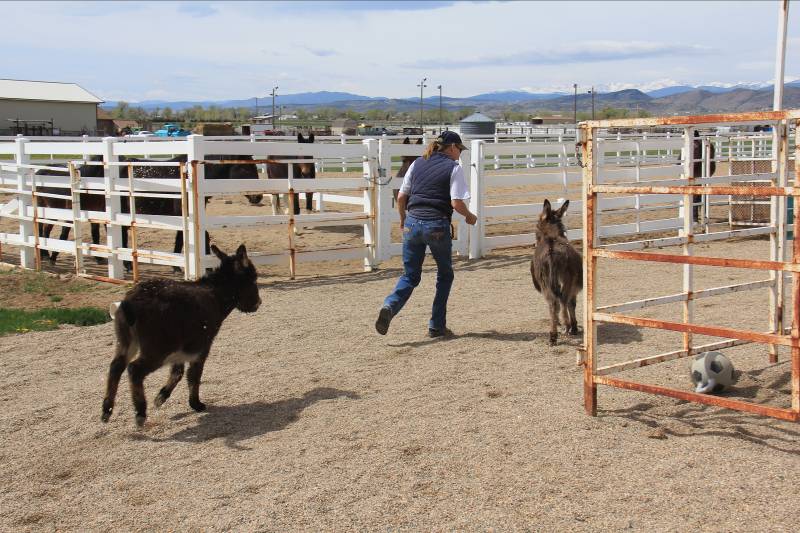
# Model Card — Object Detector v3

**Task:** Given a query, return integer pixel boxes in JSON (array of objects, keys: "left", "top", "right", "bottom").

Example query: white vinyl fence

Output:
[{"left": 0, "top": 130, "right": 786, "bottom": 282}]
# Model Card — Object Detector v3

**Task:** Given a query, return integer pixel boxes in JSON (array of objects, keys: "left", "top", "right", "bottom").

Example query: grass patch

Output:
[{"left": 0, "top": 307, "right": 110, "bottom": 336}]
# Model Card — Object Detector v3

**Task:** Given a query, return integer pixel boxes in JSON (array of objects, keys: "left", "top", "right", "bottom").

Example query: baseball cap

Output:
[{"left": 437, "top": 131, "right": 468, "bottom": 151}]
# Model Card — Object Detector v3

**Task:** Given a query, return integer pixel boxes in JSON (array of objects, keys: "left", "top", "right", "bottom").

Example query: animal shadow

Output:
[
  {"left": 157, "top": 387, "right": 360, "bottom": 450},
  {"left": 388, "top": 329, "right": 541, "bottom": 349},
  {"left": 602, "top": 399, "right": 800, "bottom": 455},
  {"left": 597, "top": 322, "right": 643, "bottom": 345}
]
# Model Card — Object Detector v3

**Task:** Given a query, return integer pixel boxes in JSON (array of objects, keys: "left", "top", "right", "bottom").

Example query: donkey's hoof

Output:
[
  {"left": 101, "top": 410, "right": 111, "bottom": 423},
  {"left": 568, "top": 326, "right": 580, "bottom": 336},
  {"left": 135, "top": 415, "right": 146, "bottom": 428},
  {"left": 549, "top": 333, "right": 558, "bottom": 346},
  {"left": 189, "top": 400, "right": 207, "bottom": 412},
  {"left": 154, "top": 392, "right": 168, "bottom": 408}
]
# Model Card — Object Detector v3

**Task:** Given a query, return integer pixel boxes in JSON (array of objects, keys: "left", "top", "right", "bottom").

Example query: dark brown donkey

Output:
[
  {"left": 531, "top": 199, "right": 582, "bottom": 345},
  {"left": 101, "top": 243, "right": 261, "bottom": 427},
  {"left": 266, "top": 133, "right": 315, "bottom": 215}
]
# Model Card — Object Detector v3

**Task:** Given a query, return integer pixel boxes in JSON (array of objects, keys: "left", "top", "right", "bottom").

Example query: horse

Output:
[
  {"left": 266, "top": 133, "right": 315, "bottom": 215},
  {"left": 394, "top": 137, "right": 423, "bottom": 206},
  {"left": 119, "top": 154, "right": 261, "bottom": 271},
  {"left": 34, "top": 156, "right": 107, "bottom": 265},
  {"left": 530, "top": 199, "right": 582, "bottom": 346}
]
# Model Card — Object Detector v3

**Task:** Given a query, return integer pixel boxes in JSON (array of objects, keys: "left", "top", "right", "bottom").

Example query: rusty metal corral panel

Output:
[
  {"left": 580, "top": 109, "right": 800, "bottom": 423},
  {"left": 583, "top": 111, "right": 785, "bottom": 129}
]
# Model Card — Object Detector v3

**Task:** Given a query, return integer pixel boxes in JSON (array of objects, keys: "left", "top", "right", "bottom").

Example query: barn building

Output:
[{"left": 0, "top": 79, "right": 103, "bottom": 136}]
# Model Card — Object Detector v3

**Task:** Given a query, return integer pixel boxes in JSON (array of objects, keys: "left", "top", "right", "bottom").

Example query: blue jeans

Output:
[{"left": 383, "top": 214, "right": 454, "bottom": 330}]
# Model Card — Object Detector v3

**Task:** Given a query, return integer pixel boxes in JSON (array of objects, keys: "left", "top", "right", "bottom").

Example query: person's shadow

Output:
[{"left": 150, "top": 387, "right": 360, "bottom": 450}]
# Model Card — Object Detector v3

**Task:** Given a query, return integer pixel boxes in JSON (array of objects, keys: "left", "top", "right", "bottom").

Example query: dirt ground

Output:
[{"left": 2, "top": 237, "right": 800, "bottom": 532}]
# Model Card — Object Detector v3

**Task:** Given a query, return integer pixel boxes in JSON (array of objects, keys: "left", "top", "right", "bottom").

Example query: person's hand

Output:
[{"left": 465, "top": 213, "right": 478, "bottom": 226}]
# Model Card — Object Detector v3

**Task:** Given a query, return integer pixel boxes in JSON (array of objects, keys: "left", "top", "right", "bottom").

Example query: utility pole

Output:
[
  {"left": 437, "top": 84, "right": 443, "bottom": 133},
  {"left": 588, "top": 87, "right": 595, "bottom": 120},
  {"left": 418, "top": 77, "right": 427, "bottom": 130},
  {"left": 255, "top": 96, "right": 258, "bottom": 117},
  {"left": 573, "top": 83, "right": 577, "bottom": 124},
  {"left": 271, "top": 86, "right": 278, "bottom": 130}
]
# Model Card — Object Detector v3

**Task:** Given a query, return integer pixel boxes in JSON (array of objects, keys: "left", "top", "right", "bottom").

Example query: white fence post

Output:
[
  {"left": 186, "top": 135, "right": 206, "bottom": 280},
  {"left": 679, "top": 127, "right": 694, "bottom": 229},
  {"left": 14, "top": 137, "right": 35, "bottom": 269},
  {"left": 468, "top": 140, "right": 484, "bottom": 259},
  {"left": 376, "top": 138, "right": 394, "bottom": 263},
  {"left": 454, "top": 148, "right": 470, "bottom": 256},
  {"left": 493, "top": 133, "right": 500, "bottom": 170},
  {"left": 101, "top": 137, "right": 124, "bottom": 278},
  {"left": 340, "top": 133, "right": 347, "bottom": 172},
  {"left": 362, "top": 139, "right": 379, "bottom": 271}
]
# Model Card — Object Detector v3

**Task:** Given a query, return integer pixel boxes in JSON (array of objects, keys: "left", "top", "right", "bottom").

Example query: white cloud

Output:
[{"left": 407, "top": 41, "right": 711, "bottom": 69}]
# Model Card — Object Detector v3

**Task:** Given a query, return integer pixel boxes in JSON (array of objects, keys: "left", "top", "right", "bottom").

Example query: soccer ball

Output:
[{"left": 690, "top": 351, "right": 736, "bottom": 394}]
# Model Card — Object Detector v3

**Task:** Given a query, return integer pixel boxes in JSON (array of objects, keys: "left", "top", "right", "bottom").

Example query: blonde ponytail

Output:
[{"left": 423, "top": 140, "right": 450, "bottom": 159}]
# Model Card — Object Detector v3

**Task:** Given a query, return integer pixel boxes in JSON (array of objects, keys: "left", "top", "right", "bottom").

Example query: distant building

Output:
[
  {"left": 331, "top": 118, "right": 358, "bottom": 135},
  {"left": 96, "top": 108, "right": 139, "bottom": 136},
  {"left": 530, "top": 115, "right": 570, "bottom": 125},
  {"left": 0, "top": 79, "right": 103, "bottom": 135}
]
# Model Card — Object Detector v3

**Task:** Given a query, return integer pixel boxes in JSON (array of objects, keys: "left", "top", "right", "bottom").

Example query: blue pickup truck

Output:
[{"left": 154, "top": 123, "right": 191, "bottom": 137}]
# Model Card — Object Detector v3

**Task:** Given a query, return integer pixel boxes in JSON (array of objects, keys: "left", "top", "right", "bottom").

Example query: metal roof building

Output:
[{"left": 0, "top": 79, "right": 103, "bottom": 136}]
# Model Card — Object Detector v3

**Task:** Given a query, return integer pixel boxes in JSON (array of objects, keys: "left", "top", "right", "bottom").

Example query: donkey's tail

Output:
[
  {"left": 117, "top": 300, "right": 136, "bottom": 326},
  {"left": 545, "top": 239, "right": 564, "bottom": 300},
  {"left": 548, "top": 262, "right": 563, "bottom": 300}
]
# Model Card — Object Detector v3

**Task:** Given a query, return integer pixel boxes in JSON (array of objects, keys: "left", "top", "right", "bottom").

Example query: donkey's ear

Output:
[
  {"left": 556, "top": 200, "right": 569, "bottom": 217},
  {"left": 541, "top": 199, "right": 552, "bottom": 217},
  {"left": 416, "top": 138, "right": 423, "bottom": 144},
  {"left": 210, "top": 244, "right": 227, "bottom": 262},
  {"left": 297, "top": 133, "right": 305, "bottom": 143},
  {"left": 308, "top": 133, "right": 314, "bottom": 143},
  {"left": 403, "top": 137, "right": 410, "bottom": 144},
  {"left": 235, "top": 244, "right": 248, "bottom": 261}
]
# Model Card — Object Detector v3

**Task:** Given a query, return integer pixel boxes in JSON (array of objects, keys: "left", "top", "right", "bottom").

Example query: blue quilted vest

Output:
[{"left": 406, "top": 152, "right": 457, "bottom": 220}]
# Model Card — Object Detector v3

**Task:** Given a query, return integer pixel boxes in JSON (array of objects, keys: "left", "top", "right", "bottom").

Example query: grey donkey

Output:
[{"left": 531, "top": 199, "right": 583, "bottom": 345}]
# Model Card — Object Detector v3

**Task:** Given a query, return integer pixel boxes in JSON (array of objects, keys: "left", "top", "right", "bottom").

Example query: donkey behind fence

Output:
[
  {"left": 118, "top": 154, "right": 260, "bottom": 271},
  {"left": 530, "top": 199, "right": 582, "bottom": 346},
  {"left": 266, "top": 133, "right": 315, "bottom": 215},
  {"left": 35, "top": 156, "right": 107, "bottom": 265}
]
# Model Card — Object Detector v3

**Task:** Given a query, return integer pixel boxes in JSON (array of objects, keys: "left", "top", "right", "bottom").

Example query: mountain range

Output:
[{"left": 102, "top": 81, "right": 800, "bottom": 116}]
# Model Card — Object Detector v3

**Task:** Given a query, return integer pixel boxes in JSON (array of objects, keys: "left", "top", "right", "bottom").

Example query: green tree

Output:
[{"left": 111, "top": 101, "right": 130, "bottom": 119}]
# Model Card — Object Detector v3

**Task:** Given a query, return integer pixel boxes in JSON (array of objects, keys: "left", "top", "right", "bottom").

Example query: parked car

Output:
[
  {"left": 154, "top": 124, "right": 191, "bottom": 137},
  {"left": 125, "top": 130, "right": 154, "bottom": 138}
]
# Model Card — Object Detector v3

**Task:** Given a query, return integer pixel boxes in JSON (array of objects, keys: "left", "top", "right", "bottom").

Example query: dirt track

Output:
[{"left": 2, "top": 237, "right": 800, "bottom": 531}]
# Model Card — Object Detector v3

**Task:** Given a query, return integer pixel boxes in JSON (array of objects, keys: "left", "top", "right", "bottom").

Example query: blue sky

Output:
[{"left": 4, "top": 1, "right": 798, "bottom": 102}]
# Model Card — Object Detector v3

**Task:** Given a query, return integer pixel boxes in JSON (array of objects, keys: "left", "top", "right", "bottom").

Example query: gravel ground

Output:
[{"left": 2, "top": 236, "right": 800, "bottom": 532}]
